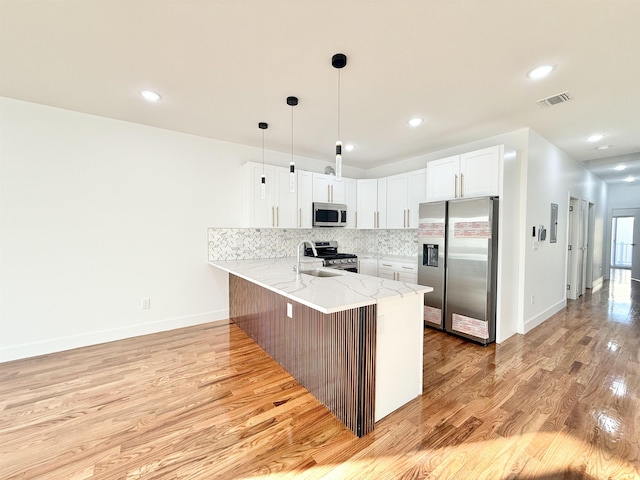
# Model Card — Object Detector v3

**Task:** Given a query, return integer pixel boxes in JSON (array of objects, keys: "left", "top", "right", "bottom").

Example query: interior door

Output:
[
  {"left": 578, "top": 200, "right": 588, "bottom": 296},
  {"left": 567, "top": 198, "right": 577, "bottom": 300}
]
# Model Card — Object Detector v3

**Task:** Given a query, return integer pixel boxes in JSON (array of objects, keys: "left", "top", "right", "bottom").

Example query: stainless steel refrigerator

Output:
[{"left": 418, "top": 197, "right": 498, "bottom": 345}]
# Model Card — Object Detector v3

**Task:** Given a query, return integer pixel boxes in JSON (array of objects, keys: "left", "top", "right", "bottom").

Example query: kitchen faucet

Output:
[{"left": 295, "top": 240, "right": 317, "bottom": 274}]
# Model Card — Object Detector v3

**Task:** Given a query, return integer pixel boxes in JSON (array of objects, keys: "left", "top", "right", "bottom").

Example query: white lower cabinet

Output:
[
  {"left": 358, "top": 258, "right": 378, "bottom": 276},
  {"left": 377, "top": 259, "right": 418, "bottom": 283}
]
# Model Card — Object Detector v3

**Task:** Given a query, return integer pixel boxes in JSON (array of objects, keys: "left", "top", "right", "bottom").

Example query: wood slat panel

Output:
[{"left": 229, "top": 274, "right": 376, "bottom": 436}]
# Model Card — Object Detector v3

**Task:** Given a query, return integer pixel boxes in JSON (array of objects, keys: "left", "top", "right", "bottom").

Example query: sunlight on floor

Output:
[
  {"left": 244, "top": 431, "right": 638, "bottom": 479},
  {"left": 608, "top": 269, "right": 633, "bottom": 324}
]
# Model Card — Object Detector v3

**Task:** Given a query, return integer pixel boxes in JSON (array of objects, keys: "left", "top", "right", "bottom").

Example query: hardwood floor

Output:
[{"left": 1, "top": 272, "right": 639, "bottom": 479}]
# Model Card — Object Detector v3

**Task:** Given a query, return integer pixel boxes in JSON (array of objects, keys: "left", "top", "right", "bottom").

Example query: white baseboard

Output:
[
  {"left": 523, "top": 299, "right": 566, "bottom": 334},
  {"left": 0, "top": 309, "right": 229, "bottom": 363}
]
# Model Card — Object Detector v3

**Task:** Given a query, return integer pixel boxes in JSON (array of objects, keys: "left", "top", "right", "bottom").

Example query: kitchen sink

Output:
[{"left": 300, "top": 269, "right": 343, "bottom": 278}]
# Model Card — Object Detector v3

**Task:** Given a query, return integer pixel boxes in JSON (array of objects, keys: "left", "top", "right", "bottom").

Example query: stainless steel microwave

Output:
[{"left": 312, "top": 202, "right": 347, "bottom": 227}]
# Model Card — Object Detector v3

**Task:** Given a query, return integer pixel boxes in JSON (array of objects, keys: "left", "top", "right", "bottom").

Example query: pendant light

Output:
[
  {"left": 332, "top": 53, "right": 347, "bottom": 180},
  {"left": 287, "top": 96, "right": 298, "bottom": 193},
  {"left": 258, "top": 122, "right": 268, "bottom": 199}
]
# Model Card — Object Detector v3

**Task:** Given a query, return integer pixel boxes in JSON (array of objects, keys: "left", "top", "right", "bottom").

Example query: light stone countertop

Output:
[{"left": 209, "top": 257, "right": 432, "bottom": 314}]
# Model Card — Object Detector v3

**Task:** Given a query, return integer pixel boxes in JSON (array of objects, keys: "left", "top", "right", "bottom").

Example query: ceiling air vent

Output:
[{"left": 536, "top": 91, "right": 572, "bottom": 108}]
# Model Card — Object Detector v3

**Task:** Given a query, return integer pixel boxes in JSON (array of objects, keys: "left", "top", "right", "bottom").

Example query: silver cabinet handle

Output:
[
  {"left": 355, "top": 211, "right": 358, "bottom": 228},
  {"left": 271, "top": 206, "right": 275, "bottom": 227},
  {"left": 454, "top": 174, "right": 458, "bottom": 198},
  {"left": 299, "top": 208, "right": 302, "bottom": 228},
  {"left": 407, "top": 209, "right": 410, "bottom": 228},
  {"left": 276, "top": 206, "right": 279, "bottom": 227},
  {"left": 460, "top": 173, "right": 464, "bottom": 198}
]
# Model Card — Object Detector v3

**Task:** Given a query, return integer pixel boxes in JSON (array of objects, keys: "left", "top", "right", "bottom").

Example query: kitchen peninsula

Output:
[{"left": 209, "top": 257, "right": 432, "bottom": 437}]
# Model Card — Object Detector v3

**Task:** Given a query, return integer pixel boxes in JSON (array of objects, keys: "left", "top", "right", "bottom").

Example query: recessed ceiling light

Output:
[
  {"left": 624, "top": 176, "right": 635, "bottom": 183},
  {"left": 408, "top": 117, "right": 423, "bottom": 127},
  {"left": 596, "top": 145, "right": 612, "bottom": 150},
  {"left": 586, "top": 133, "right": 604, "bottom": 142},
  {"left": 614, "top": 165, "right": 626, "bottom": 171},
  {"left": 345, "top": 144, "right": 355, "bottom": 152},
  {"left": 140, "top": 90, "right": 161, "bottom": 102},
  {"left": 527, "top": 64, "right": 555, "bottom": 79}
]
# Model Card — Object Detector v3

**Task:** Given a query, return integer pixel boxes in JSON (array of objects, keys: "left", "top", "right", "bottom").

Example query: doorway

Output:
[
  {"left": 611, "top": 209, "right": 640, "bottom": 282},
  {"left": 611, "top": 216, "right": 634, "bottom": 269}
]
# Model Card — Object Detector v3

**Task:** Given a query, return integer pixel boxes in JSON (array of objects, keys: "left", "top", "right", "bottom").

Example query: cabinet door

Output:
[
  {"left": 330, "top": 178, "right": 347, "bottom": 204},
  {"left": 356, "top": 179, "right": 378, "bottom": 229},
  {"left": 397, "top": 271, "right": 418, "bottom": 284},
  {"left": 274, "top": 167, "right": 297, "bottom": 228},
  {"left": 426, "top": 155, "right": 460, "bottom": 201},
  {"left": 386, "top": 173, "right": 408, "bottom": 229},
  {"left": 244, "top": 163, "right": 275, "bottom": 228},
  {"left": 358, "top": 258, "right": 378, "bottom": 276},
  {"left": 407, "top": 169, "right": 427, "bottom": 228},
  {"left": 396, "top": 262, "right": 418, "bottom": 284},
  {"left": 297, "top": 170, "right": 313, "bottom": 228},
  {"left": 377, "top": 178, "right": 387, "bottom": 229},
  {"left": 345, "top": 178, "right": 357, "bottom": 228},
  {"left": 459, "top": 146, "right": 500, "bottom": 198},
  {"left": 312, "top": 173, "right": 331, "bottom": 203}
]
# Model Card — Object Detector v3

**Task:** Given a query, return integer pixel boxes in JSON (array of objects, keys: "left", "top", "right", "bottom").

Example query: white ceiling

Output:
[{"left": 2, "top": 0, "right": 640, "bottom": 184}]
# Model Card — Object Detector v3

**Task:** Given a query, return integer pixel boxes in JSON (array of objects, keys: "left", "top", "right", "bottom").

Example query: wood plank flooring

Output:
[{"left": 1, "top": 271, "right": 639, "bottom": 479}]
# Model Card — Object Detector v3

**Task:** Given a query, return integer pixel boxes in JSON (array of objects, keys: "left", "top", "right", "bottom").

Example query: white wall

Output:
[
  {"left": 608, "top": 183, "right": 640, "bottom": 210},
  {"left": 520, "top": 130, "right": 607, "bottom": 334},
  {"left": 0, "top": 97, "right": 342, "bottom": 361}
]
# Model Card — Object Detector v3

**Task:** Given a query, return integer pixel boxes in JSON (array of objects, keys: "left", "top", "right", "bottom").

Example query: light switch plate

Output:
[{"left": 286, "top": 303, "right": 292, "bottom": 318}]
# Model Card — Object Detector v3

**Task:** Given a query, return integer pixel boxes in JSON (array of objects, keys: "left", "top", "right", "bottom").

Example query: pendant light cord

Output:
[
  {"left": 262, "top": 129, "right": 265, "bottom": 174},
  {"left": 337, "top": 69, "right": 341, "bottom": 139},
  {"left": 291, "top": 104, "right": 294, "bottom": 162}
]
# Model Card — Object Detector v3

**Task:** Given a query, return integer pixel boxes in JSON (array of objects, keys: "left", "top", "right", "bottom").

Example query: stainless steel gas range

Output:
[{"left": 304, "top": 241, "right": 358, "bottom": 273}]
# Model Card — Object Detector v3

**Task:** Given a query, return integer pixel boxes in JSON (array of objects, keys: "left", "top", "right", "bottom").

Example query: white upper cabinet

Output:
[
  {"left": 344, "top": 178, "right": 357, "bottom": 228},
  {"left": 386, "top": 169, "right": 427, "bottom": 229},
  {"left": 312, "top": 173, "right": 346, "bottom": 204},
  {"left": 386, "top": 174, "right": 408, "bottom": 229},
  {"left": 459, "top": 146, "right": 501, "bottom": 198},
  {"left": 426, "top": 155, "right": 459, "bottom": 201},
  {"left": 297, "top": 170, "right": 313, "bottom": 228},
  {"left": 242, "top": 162, "right": 297, "bottom": 228},
  {"left": 356, "top": 178, "right": 386, "bottom": 229},
  {"left": 426, "top": 145, "right": 501, "bottom": 201}
]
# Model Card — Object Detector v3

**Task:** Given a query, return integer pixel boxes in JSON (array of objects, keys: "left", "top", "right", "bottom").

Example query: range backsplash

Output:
[{"left": 207, "top": 228, "right": 418, "bottom": 261}]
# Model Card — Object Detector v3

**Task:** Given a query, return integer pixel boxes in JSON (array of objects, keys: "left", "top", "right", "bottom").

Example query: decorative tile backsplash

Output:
[{"left": 207, "top": 228, "right": 418, "bottom": 261}]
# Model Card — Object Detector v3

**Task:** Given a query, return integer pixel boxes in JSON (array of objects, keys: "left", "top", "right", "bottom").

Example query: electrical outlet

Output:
[
  {"left": 530, "top": 295, "right": 535, "bottom": 305},
  {"left": 286, "top": 303, "right": 292, "bottom": 318},
  {"left": 142, "top": 298, "right": 150, "bottom": 310}
]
